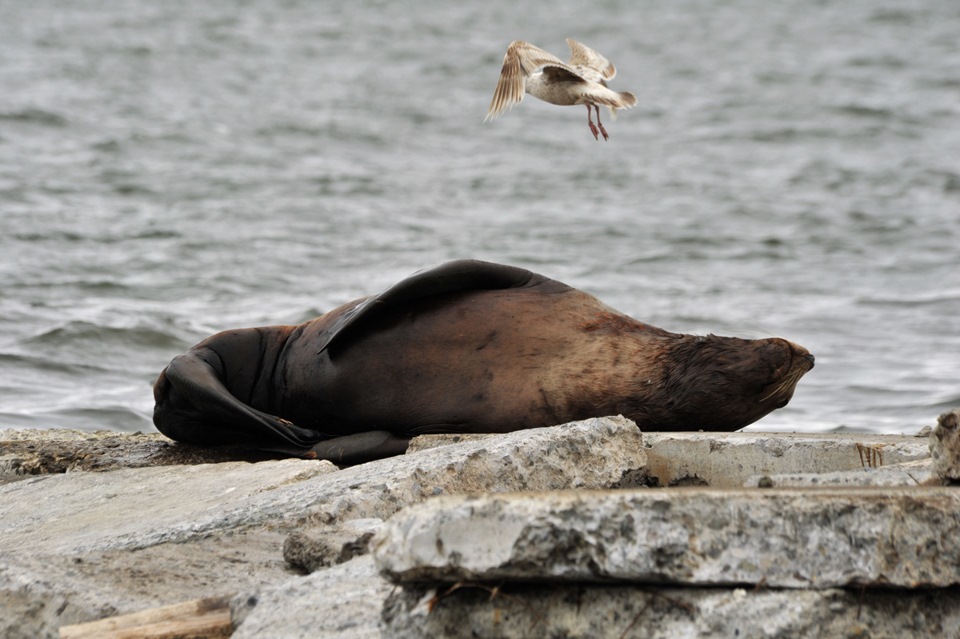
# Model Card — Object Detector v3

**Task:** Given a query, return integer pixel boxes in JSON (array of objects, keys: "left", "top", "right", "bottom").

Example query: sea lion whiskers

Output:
[{"left": 761, "top": 361, "right": 811, "bottom": 404}]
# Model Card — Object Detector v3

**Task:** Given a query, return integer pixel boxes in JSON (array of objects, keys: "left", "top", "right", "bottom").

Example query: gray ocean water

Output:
[{"left": 1, "top": 1, "right": 958, "bottom": 436}]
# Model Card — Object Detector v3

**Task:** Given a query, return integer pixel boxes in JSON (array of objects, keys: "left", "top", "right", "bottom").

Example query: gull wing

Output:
[
  {"left": 485, "top": 40, "right": 573, "bottom": 121},
  {"left": 566, "top": 38, "right": 617, "bottom": 80}
]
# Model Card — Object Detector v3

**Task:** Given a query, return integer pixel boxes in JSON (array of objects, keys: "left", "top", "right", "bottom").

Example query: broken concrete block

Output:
[
  {"left": 931, "top": 409, "right": 960, "bottom": 480},
  {"left": 283, "top": 519, "right": 383, "bottom": 573},
  {"left": 642, "top": 432, "right": 932, "bottom": 487},
  {"left": 382, "top": 581, "right": 960, "bottom": 639},
  {"left": 0, "top": 417, "right": 645, "bottom": 637},
  {"left": 745, "top": 458, "right": 935, "bottom": 488},
  {"left": 375, "top": 487, "right": 960, "bottom": 588},
  {"left": 0, "top": 459, "right": 337, "bottom": 554},
  {"left": 292, "top": 415, "right": 647, "bottom": 525},
  {"left": 231, "top": 555, "right": 390, "bottom": 639}
]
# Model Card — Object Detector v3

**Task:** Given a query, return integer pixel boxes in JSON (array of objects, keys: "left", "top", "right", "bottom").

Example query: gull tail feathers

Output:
[{"left": 607, "top": 91, "right": 638, "bottom": 119}]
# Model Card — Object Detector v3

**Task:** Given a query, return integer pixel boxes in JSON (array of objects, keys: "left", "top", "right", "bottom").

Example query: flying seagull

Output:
[{"left": 485, "top": 39, "right": 637, "bottom": 141}]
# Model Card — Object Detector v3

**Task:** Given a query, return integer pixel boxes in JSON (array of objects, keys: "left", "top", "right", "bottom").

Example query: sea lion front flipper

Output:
[
  {"left": 319, "top": 259, "right": 546, "bottom": 353},
  {"left": 154, "top": 351, "right": 322, "bottom": 454},
  {"left": 308, "top": 431, "right": 412, "bottom": 465}
]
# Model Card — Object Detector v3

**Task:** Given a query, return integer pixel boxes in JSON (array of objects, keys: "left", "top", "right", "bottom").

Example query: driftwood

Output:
[{"left": 59, "top": 595, "right": 233, "bottom": 639}]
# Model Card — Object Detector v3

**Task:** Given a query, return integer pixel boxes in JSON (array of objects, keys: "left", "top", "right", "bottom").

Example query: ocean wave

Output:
[
  {"left": 18, "top": 322, "right": 186, "bottom": 363},
  {"left": 0, "top": 406, "right": 154, "bottom": 432},
  {"left": 0, "top": 108, "right": 68, "bottom": 127}
]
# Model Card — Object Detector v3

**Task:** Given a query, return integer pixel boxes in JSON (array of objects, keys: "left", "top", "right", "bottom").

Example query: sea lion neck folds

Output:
[{"left": 153, "top": 259, "right": 814, "bottom": 464}]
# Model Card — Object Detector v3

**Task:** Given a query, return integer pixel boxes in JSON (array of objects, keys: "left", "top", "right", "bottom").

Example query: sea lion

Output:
[{"left": 153, "top": 259, "right": 814, "bottom": 464}]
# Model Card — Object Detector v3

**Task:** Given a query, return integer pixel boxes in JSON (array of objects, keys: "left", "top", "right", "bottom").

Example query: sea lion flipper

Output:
[
  {"left": 154, "top": 351, "right": 322, "bottom": 452},
  {"left": 308, "top": 430, "right": 411, "bottom": 465},
  {"left": 319, "top": 259, "right": 543, "bottom": 353}
]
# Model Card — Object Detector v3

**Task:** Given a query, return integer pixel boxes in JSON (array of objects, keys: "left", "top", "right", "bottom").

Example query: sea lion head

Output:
[{"left": 659, "top": 335, "right": 814, "bottom": 430}]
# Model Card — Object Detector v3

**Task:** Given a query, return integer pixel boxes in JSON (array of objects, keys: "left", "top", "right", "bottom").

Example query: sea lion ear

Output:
[{"left": 317, "top": 259, "right": 545, "bottom": 354}]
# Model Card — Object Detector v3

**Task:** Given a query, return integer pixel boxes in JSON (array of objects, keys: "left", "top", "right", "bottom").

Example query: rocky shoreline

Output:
[{"left": 1, "top": 413, "right": 957, "bottom": 638}]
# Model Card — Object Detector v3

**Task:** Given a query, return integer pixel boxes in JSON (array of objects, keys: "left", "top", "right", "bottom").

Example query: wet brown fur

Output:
[{"left": 154, "top": 260, "right": 814, "bottom": 455}]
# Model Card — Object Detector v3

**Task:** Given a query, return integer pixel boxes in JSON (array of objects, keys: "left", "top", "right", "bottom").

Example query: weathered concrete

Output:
[
  {"left": 0, "top": 428, "right": 287, "bottom": 485},
  {"left": 404, "top": 433, "right": 493, "bottom": 455},
  {"left": 0, "top": 417, "right": 646, "bottom": 638},
  {"left": 931, "top": 409, "right": 960, "bottom": 481},
  {"left": 3, "top": 416, "right": 957, "bottom": 638},
  {"left": 231, "top": 555, "right": 390, "bottom": 639},
  {"left": 0, "top": 528, "right": 296, "bottom": 639},
  {"left": 745, "top": 457, "right": 936, "bottom": 487},
  {"left": 642, "top": 431, "right": 931, "bottom": 487},
  {"left": 0, "top": 417, "right": 643, "bottom": 556},
  {"left": 375, "top": 487, "right": 960, "bottom": 588},
  {"left": 286, "top": 415, "right": 647, "bottom": 525},
  {"left": 0, "top": 459, "right": 337, "bottom": 554},
  {"left": 382, "top": 582, "right": 960, "bottom": 639},
  {"left": 283, "top": 518, "right": 384, "bottom": 573}
]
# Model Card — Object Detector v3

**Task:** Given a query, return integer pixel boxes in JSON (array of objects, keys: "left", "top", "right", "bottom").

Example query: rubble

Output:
[{"left": 1, "top": 414, "right": 955, "bottom": 638}]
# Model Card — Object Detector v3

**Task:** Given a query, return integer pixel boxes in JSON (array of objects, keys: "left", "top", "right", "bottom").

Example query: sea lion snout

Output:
[
  {"left": 760, "top": 338, "right": 815, "bottom": 409},
  {"left": 784, "top": 339, "right": 816, "bottom": 374}
]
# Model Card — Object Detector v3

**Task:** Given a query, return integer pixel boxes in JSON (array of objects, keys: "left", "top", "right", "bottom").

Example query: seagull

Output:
[{"left": 485, "top": 39, "right": 638, "bottom": 141}]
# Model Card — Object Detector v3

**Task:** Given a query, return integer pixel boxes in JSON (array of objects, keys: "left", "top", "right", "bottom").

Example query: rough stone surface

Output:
[
  {"left": 643, "top": 432, "right": 931, "bottom": 487},
  {"left": 3, "top": 418, "right": 954, "bottom": 638},
  {"left": 0, "top": 459, "right": 337, "bottom": 554},
  {"left": 745, "top": 458, "right": 936, "bottom": 487},
  {"left": 382, "top": 582, "right": 960, "bottom": 639},
  {"left": 375, "top": 487, "right": 960, "bottom": 588},
  {"left": 288, "top": 415, "right": 647, "bottom": 525},
  {"left": 931, "top": 409, "right": 960, "bottom": 480},
  {"left": 283, "top": 518, "right": 384, "bottom": 573},
  {"left": 231, "top": 555, "right": 390, "bottom": 639},
  {"left": 0, "top": 528, "right": 297, "bottom": 639},
  {"left": 404, "top": 433, "right": 493, "bottom": 454},
  {"left": 0, "top": 429, "right": 289, "bottom": 485},
  {"left": 0, "top": 417, "right": 645, "bottom": 638}
]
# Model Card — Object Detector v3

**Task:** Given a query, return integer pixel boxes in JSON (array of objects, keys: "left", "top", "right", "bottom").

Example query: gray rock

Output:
[
  {"left": 405, "top": 433, "right": 493, "bottom": 454},
  {"left": 375, "top": 487, "right": 960, "bottom": 588},
  {"left": 643, "top": 432, "right": 932, "bottom": 487},
  {"left": 0, "top": 417, "right": 642, "bottom": 557},
  {"left": 283, "top": 519, "right": 384, "bottom": 572},
  {"left": 7, "top": 417, "right": 954, "bottom": 638},
  {"left": 0, "top": 459, "right": 337, "bottom": 554},
  {"left": 231, "top": 556, "right": 390, "bottom": 639},
  {"left": 745, "top": 457, "right": 936, "bottom": 487},
  {"left": 289, "top": 415, "right": 647, "bottom": 525},
  {"left": 382, "top": 582, "right": 960, "bottom": 639},
  {"left": 0, "top": 417, "right": 645, "bottom": 637},
  {"left": 931, "top": 409, "right": 960, "bottom": 480},
  {"left": 0, "top": 429, "right": 293, "bottom": 484},
  {"left": 0, "top": 528, "right": 296, "bottom": 639}
]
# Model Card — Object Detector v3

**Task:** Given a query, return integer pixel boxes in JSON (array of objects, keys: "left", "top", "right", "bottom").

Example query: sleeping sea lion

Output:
[{"left": 153, "top": 259, "right": 814, "bottom": 463}]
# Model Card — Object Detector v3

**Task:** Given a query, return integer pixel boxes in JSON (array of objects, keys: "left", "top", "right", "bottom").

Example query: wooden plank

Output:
[{"left": 59, "top": 595, "right": 233, "bottom": 639}]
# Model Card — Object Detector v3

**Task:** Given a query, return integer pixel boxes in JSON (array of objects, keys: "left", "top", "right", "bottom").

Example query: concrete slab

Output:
[
  {"left": 0, "top": 417, "right": 645, "bottom": 638},
  {"left": 375, "top": 487, "right": 960, "bottom": 588},
  {"left": 382, "top": 582, "right": 960, "bottom": 639},
  {"left": 931, "top": 410, "right": 960, "bottom": 480},
  {"left": 642, "top": 432, "right": 931, "bottom": 487},
  {"left": 0, "top": 459, "right": 335, "bottom": 554},
  {"left": 745, "top": 458, "right": 935, "bottom": 487},
  {"left": 231, "top": 556, "right": 390, "bottom": 639}
]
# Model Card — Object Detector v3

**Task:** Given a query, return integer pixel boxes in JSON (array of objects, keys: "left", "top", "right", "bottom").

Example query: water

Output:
[{"left": 1, "top": 0, "right": 958, "bottom": 435}]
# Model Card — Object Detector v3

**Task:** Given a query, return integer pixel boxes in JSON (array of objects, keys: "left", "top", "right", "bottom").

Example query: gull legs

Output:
[{"left": 585, "top": 104, "right": 609, "bottom": 141}]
